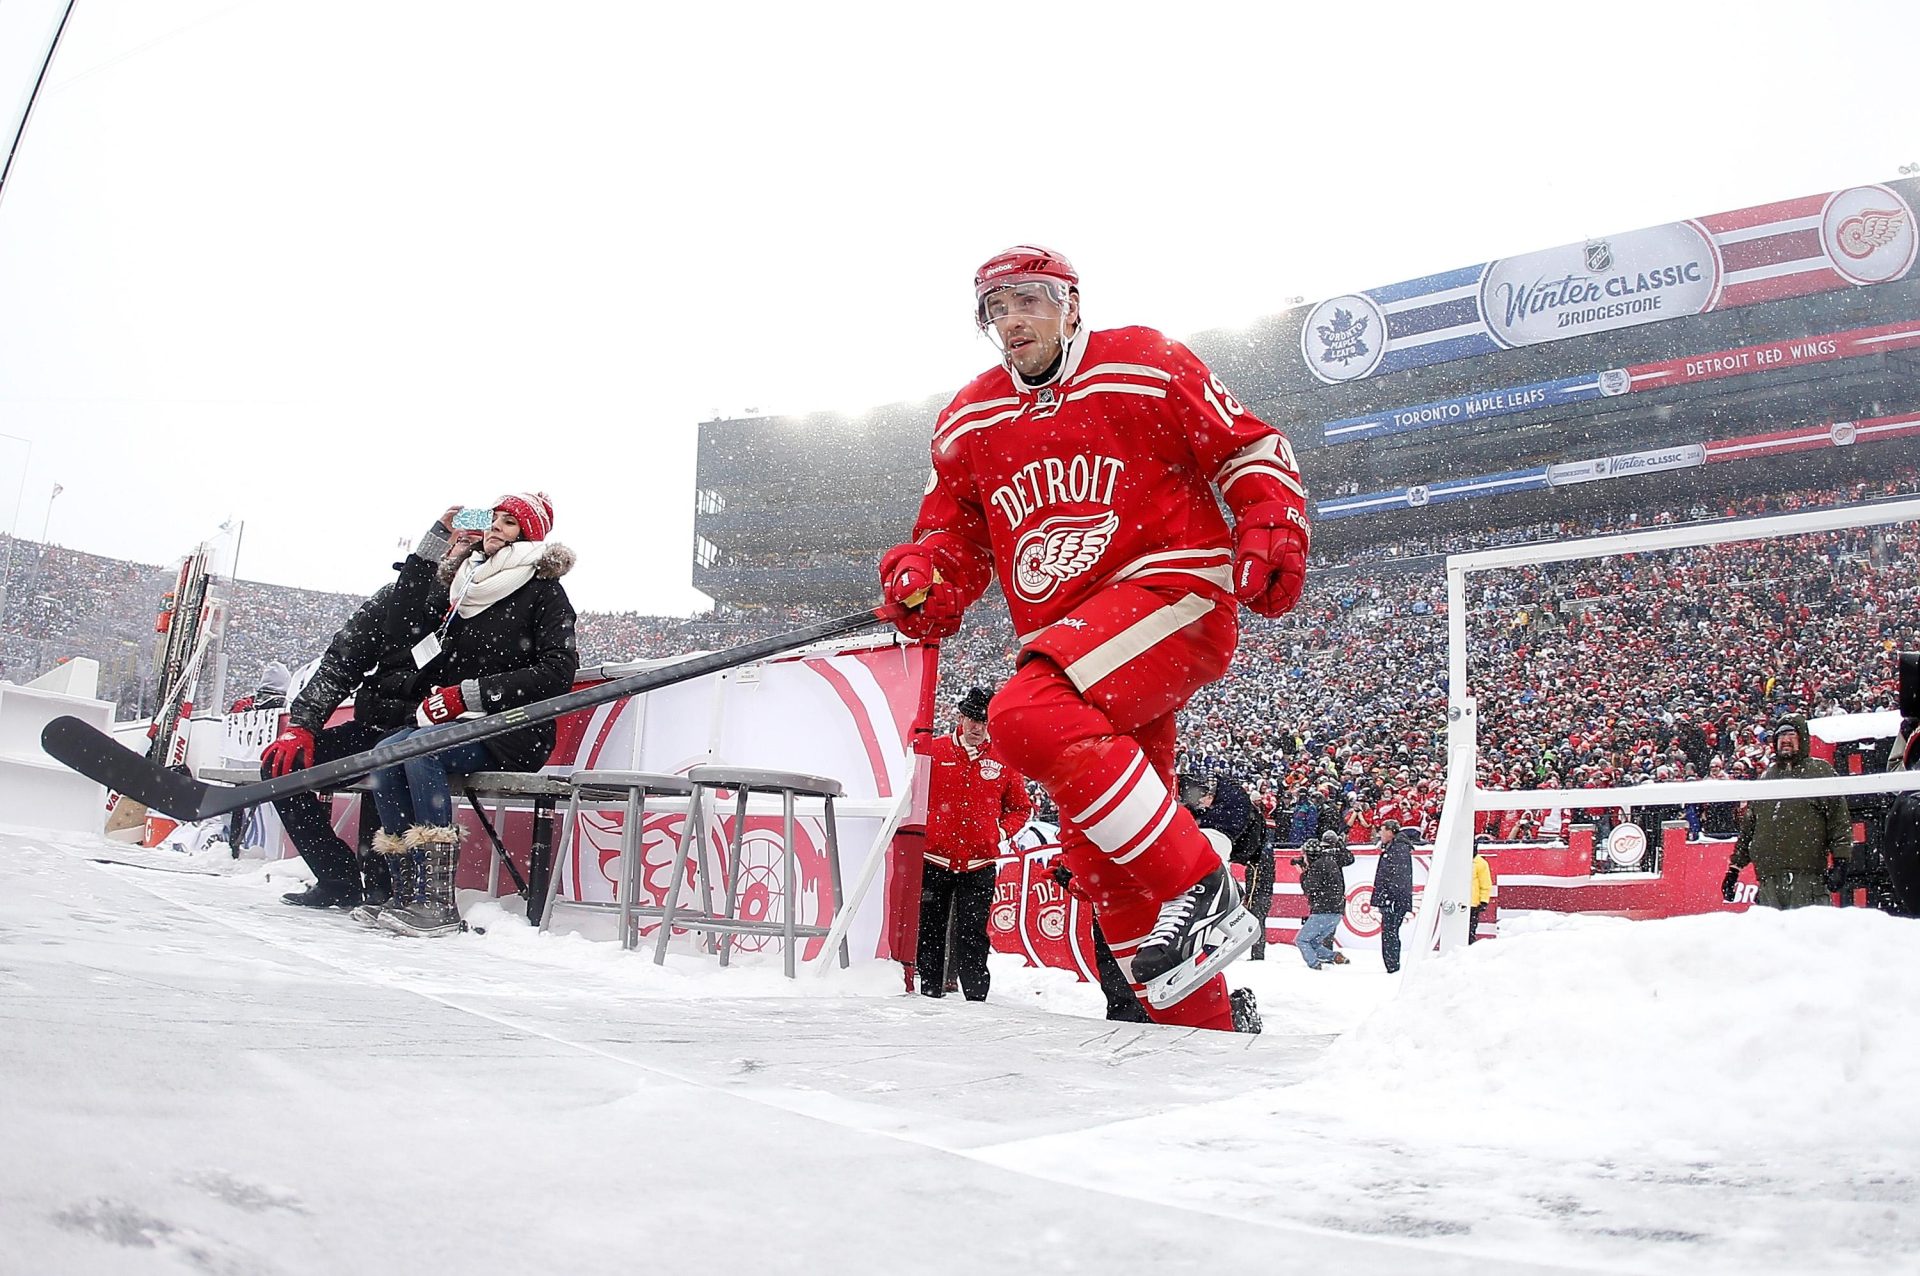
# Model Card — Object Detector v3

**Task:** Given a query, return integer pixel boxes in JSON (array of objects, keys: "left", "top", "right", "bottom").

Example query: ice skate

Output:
[{"left": 1131, "top": 866, "right": 1260, "bottom": 1009}]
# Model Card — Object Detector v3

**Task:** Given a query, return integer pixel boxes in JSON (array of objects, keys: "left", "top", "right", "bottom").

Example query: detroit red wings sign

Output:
[{"left": 1011, "top": 510, "right": 1118, "bottom": 603}]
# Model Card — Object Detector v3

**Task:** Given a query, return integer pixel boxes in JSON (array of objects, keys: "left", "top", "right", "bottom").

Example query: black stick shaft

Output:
[{"left": 45, "top": 605, "right": 896, "bottom": 820}]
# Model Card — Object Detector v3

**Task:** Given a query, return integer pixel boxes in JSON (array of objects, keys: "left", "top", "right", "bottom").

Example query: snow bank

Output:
[{"left": 1296, "top": 908, "right": 1920, "bottom": 1156}]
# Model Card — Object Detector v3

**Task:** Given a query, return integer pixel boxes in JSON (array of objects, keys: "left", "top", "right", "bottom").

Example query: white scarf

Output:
[{"left": 449, "top": 540, "right": 542, "bottom": 618}]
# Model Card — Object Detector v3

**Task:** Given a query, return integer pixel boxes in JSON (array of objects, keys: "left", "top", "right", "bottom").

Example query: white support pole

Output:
[
  {"left": 1407, "top": 694, "right": 1477, "bottom": 966},
  {"left": 809, "top": 787, "right": 914, "bottom": 976}
]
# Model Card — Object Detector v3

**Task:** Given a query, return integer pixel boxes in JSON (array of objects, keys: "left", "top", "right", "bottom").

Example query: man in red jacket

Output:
[{"left": 919, "top": 686, "right": 1032, "bottom": 1001}]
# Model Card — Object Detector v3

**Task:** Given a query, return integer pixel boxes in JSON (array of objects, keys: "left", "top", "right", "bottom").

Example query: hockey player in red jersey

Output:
[{"left": 879, "top": 246, "right": 1309, "bottom": 1030}]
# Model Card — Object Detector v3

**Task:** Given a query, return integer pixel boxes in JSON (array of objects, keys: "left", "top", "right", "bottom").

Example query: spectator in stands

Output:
[
  {"left": 1725, "top": 715, "right": 1852, "bottom": 910},
  {"left": 229, "top": 660, "right": 290, "bottom": 713},
  {"left": 1698, "top": 756, "right": 1741, "bottom": 839},
  {"left": 917, "top": 686, "right": 1030, "bottom": 1001},
  {"left": 367, "top": 493, "right": 578, "bottom": 939},
  {"left": 262, "top": 511, "right": 462, "bottom": 910}
]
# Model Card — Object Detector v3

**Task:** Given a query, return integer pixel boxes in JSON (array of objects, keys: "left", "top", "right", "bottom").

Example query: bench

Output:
[{"left": 198, "top": 766, "right": 572, "bottom": 925}]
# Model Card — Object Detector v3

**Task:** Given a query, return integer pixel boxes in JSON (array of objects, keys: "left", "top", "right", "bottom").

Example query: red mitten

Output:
[
  {"left": 879, "top": 542, "right": 965, "bottom": 640},
  {"left": 418, "top": 684, "right": 469, "bottom": 724},
  {"left": 260, "top": 726, "right": 315, "bottom": 778},
  {"left": 1232, "top": 499, "right": 1309, "bottom": 618}
]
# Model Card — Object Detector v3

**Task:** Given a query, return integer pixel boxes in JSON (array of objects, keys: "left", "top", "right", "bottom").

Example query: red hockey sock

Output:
[
  {"left": 1140, "top": 973, "right": 1234, "bottom": 1031},
  {"left": 991, "top": 663, "right": 1212, "bottom": 900}
]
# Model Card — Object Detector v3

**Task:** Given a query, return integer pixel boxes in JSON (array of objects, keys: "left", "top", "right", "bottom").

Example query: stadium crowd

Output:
[{"left": 5, "top": 469, "right": 1916, "bottom": 852}]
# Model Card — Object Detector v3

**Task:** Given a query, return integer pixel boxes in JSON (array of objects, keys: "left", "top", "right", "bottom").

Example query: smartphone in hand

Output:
[{"left": 451, "top": 507, "right": 493, "bottom": 531}]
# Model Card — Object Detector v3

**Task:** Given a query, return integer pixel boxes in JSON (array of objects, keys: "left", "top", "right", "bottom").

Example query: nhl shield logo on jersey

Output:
[{"left": 1012, "top": 510, "right": 1119, "bottom": 603}]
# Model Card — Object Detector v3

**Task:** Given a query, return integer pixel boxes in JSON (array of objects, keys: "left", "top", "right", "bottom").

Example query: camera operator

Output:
[{"left": 1291, "top": 832, "right": 1352, "bottom": 970}]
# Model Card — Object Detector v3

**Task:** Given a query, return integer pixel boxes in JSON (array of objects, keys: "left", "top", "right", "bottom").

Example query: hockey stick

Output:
[{"left": 43, "top": 603, "right": 907, "bottom": 822}]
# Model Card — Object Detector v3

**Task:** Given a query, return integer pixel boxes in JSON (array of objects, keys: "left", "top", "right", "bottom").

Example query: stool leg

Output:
[
  {"left": 618, "top": 787, "right": 641, "bottom": 951},
  {"left": 528, "top": 796, "right": 555, "bottom": 927},
  {"left": 540, "top": 789, "right": 580, "bottom": 932},
  {"left": 781, "top": 787, "right": 798, "bottom": 979},
  {"left": 702, "top": 786, "right": 737, "bottom": 955},
  {"left": 718, "top": 786, "right": 750, "bottom": 966},
  {"left": 485, "top": 798, "right": 506, "bottom": 898},
  {"left": 654, "top": 785, "right": 702, "bottom": 966},
  {"left": 823, "top": 794, "right": 849, "bottom": 969}
]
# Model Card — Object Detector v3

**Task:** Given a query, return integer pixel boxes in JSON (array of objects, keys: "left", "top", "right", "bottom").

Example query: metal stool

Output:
[
  {"left": 653, "top": 765, "right": 849, "bottom": 977},
  {"left": 542, "top": 770, "right": 695, "bottom": 947},
  {"left": 458, "top": 772, "right": 575, "bottom": 924}
]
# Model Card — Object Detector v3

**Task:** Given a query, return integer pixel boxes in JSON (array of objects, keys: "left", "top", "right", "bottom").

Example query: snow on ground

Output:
[{"left": 1, "top": 828, "right": 1914, "bottom": 1275}]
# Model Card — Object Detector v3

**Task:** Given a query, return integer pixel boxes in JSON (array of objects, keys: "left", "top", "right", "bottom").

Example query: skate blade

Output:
[{"left": 1141, "top": 907, "right": 1260, "bottom": 1009}]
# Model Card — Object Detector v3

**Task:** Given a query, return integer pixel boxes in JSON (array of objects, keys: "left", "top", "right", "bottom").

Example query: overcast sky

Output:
[{"left": 0, "top": 0, "right": 1915, "bottom": 613}]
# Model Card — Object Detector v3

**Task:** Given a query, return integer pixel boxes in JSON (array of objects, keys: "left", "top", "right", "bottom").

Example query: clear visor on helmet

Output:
[{"left": 976, "top": 278, "right": 1071, "bottom": 329}]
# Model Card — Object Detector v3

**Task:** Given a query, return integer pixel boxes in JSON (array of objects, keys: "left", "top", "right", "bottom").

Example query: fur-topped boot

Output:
[
  {"left": 379, "top": 825, "right": 464, "bottom": 938},
  {"left": 350, "top": 831, "right": 410, "bottom": 928}
]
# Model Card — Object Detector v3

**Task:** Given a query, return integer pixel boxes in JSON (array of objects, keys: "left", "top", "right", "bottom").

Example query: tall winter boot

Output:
[
  {"left": 379, "top": 826, "right": 464, "bottom": 938},
  {"left": 350, "top": 832, "right": 408, "bottom": 928}
]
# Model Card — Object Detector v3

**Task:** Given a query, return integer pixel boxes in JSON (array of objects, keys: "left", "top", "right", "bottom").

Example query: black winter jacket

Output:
[
  {"left": 422, "top": 542, "right": 580, "bottom": 772},
  {"left": 1299, "top": 842, "right": 1354, "bottom": 914},
  {"left": 287, "top": 551, "right": 448, "bottom": 735},
  {"left": 1372, "top": 830, "right": 1416, "bottom": 912},
  {"left": 1198, "top": 776, "right": 1268, "bottom": 866}
]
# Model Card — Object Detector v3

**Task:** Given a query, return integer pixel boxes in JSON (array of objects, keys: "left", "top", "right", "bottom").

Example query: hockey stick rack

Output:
[{"left": 43, "top": 604, "right": 903, "bottom": 823}]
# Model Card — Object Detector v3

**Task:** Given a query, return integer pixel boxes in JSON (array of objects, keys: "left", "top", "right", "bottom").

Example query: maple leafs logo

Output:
[
  {"left": 1836, "top": 207, "right": 1908, "bottom": 260},
  {"left": 1315, "top": 306, "right": 1371, "bottom": 366},
  {"left": 1011, "top": 510, "right": 1118, "bottom": 603}
]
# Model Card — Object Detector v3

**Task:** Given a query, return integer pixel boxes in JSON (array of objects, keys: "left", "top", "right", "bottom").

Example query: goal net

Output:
[{"left": 1409, "top": 494, "right": 1920, "bottom": 962}]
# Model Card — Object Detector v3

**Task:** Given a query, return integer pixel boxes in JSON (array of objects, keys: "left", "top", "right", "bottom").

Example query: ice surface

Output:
[{"left": 1, "top": 828, "right": 1914, "bottom": 1274}]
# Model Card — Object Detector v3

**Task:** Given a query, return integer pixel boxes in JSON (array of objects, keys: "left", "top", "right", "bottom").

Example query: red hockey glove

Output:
[
  {"left": 1232, "top": 499, "right": 1309, "bottom": 618},
  {"left": 418, "top": 684, "right": 469, "bottom": 724},
  {"left": 260, "top": 726, "right": 316, "bottom": 778},
  {"left": 879, "top": 542, "right": 965, "bottom": 641}
]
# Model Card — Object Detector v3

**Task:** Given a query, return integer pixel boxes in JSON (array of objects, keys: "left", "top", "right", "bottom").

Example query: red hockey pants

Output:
[{"left": 988, "top": 585, "right": 1239, "bottom": 1032}]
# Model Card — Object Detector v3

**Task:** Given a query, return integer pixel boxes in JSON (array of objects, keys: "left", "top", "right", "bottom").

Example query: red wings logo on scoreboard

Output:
[{"left": 1836, "top": 207, "right": 1908, "bottom": 260}]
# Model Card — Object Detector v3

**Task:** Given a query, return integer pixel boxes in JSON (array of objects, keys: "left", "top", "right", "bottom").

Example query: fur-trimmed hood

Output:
[{"left": 438, "top": 540, "right": 576, "bottom": 585}]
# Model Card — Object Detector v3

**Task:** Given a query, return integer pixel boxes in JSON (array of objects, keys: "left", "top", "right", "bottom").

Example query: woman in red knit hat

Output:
[{"left": 364, "top": 491, "right": 578, "bottom": 937}]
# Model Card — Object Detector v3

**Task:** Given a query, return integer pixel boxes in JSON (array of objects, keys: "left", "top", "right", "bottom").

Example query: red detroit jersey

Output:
[{"left": 912, "top": 325, "right": 1302, "bottom": 640}]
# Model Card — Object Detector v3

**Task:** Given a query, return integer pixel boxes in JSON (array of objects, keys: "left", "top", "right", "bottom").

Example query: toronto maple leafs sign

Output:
[{"left": 1296, "top": 182, "right": 1918, "bottom": 385}]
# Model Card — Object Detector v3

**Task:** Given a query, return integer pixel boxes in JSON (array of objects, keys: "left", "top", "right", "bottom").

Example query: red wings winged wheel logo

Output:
[{"left": 1011, "top": 510, "right": 1119, "bottom": 603}]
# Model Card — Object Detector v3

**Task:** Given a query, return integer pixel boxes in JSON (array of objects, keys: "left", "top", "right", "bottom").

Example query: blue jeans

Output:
[
  {"left": 1295, "top": 912, "right": 1340, "bottom": 968},
  {"left": 369, "top": 727, "right": 495, "bottom": 835}
]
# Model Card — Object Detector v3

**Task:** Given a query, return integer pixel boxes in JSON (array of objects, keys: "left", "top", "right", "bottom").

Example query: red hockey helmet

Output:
[{"left": 974, "top": 244, "right": 1078, "bottom": 327}]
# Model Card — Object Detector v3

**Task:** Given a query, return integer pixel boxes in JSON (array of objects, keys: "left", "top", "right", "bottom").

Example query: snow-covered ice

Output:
[{"left": 1, "top": 828, "right": 1914, "bottom": 1275}]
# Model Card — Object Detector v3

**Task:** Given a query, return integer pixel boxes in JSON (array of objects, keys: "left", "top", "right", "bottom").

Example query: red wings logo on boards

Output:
[
  {"left": 576, "top": 807, "right": 832, "bottom": 956},
  {"left": 1011, "top": 510, "right": 1118, "bottom": 603},
  {"left": 1343, "top": 883, "right": 1380, "bottom": 938}
]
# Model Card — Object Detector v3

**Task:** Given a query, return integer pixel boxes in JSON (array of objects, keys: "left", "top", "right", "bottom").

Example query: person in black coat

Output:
[
  {"left": 1371, "top": 818, "right": 1416, "bottom": 973},
  {"left": 368, "top": 492, "right": 578, "bottom": 938},
  {"left": 1186, "top": 773, "right": 1274, "bottom": 959},
  {"left": 1292, "top": 833, "right": 1353, "bottom": 969},
  {"left": 261, "top": 510, "right": 460, "bottom": 908}
]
